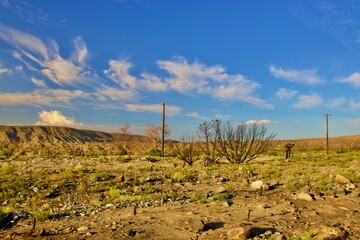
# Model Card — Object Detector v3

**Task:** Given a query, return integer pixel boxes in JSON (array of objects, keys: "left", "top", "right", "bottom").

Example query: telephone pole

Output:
[
  {"left": 324, "top": 113, "right": 332, "bottom": 156},
  {"left": 161, "top": 102, "right": 165, "bottom": 157}
]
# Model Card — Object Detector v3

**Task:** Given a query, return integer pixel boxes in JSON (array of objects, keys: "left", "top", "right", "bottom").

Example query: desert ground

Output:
[{"left": 0, "top": 126, "right": 359, "bottom": 239}]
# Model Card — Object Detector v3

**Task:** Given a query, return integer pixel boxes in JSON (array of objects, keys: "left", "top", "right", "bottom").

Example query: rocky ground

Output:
[{"left": 0, "top": 153, "right": 359, "bottom": 239}]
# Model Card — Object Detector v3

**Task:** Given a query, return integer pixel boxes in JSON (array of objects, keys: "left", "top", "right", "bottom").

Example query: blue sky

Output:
[{"left": 1, "top": 0, "right": 360, "bottom": 139}]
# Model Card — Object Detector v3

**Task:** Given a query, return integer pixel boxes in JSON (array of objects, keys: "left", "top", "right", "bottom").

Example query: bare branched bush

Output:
[
  {"left": 197, "top": 120, "right": 222, "bottom": 166},
  {"left": 217, "top": 121, "right": 275, "bottom": 164},
  {"left": 170, "top": 134, "right": 197, "bottom": 167}
]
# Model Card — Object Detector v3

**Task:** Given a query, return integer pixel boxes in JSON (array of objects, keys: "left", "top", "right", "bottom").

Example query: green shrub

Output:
[
  {"left": 149, "top": 148, "right": 161, "bottom": 157},
  {"left": 1, "top": 164, "right": 15, "bottom": 175},
  {"left": 108, "top": 186, "right": 120, "bottom": 199},
  {"left": 34, "top": 209, "right": 49, "bottom": 222},
  {"left": 0, "top": 149, "right": 11, "bottom": 157}
]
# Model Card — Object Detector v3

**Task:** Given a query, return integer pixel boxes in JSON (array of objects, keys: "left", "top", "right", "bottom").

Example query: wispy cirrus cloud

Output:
[
  {"left": 292, "top": 93, "right": 323, "bottom": 109},
  {"left": 337, "top": 72, "right": 360, "bottom": 88},
  {"left": 0, "top": 24, "right": 94, "bottom": 86},
  {"left": 159, "top": 57, "right": 272, "bottom": 108},
  {"left": 102, "top": 57, "right": 272, "bottom": 108},
  {"left": 276, "top": 88, "right": 298, "bottom": 100},
  {"left": 31, "top": 77, "right": 47, "bottom": 88},
  {"left": 269, "top": 65, "right": 324, "bottom": 85},
  {"left": 327, "top": 97, "right": 345, "bottom": 108},
  {"left": 0, "top": 89, "right": 91, "bottom": 107},
  {"left": 124, "top": 103, "right": 181, "bottom": 116},
  {"left": 0, "top": 0, "right": 49, "bottom": 24},
  {"left": 186, "top": 112, "right": 209, "bottom": 120}
]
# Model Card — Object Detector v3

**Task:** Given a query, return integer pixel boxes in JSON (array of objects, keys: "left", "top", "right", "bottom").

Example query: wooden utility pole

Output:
[
  {"left": 324, "top": 113, "right": 332, "bottom": 156},
  {"left": 161, "top": 102, "right": 165, "bottom": 157}
]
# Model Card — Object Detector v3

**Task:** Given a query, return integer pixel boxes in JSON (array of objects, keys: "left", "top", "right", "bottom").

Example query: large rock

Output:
[
  {"left": 227, "top": 227, "right": 252, "bottom": 240},
  {"left": 335, "top": 174, "right": 351, "bottom": 184},
  {"left": 314, "top": 225, "right": 347, "bottom": 240},
  {"left": 250, "top": 180, "right": 269, "bottom": 190},
  {"left": 295, "top": 192, "right": 314, "bottom": 201}
]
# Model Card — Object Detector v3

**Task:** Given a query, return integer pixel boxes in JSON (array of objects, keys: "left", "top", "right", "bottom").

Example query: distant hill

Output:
[{"left": 0, "top": 125, "right": 116, "bottom": 144}]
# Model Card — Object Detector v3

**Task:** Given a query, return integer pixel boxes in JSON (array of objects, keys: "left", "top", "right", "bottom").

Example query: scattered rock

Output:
[
  {"left": 295, "top": 192, "right": 314, "bottom": 201},
  {"left": 227, "top": 227, "right": 252, "bottom": 240},
  {"left": 77, "top": 226, "right": 89, "bottom": 232},
  {"left": 189, "top": 219, "right": 204, "bottom": 233},
  {"left": 250, "top": 180, "right": 269, "bottom": 191},
  {"left": 313, "top": 225, "right": 348, "bottom": 240},
  {"left": 214, "top": 186, "right": 227, "bottom": 194},
  {"left": 345, "top": 183, "right": 356, "bottom": 191},
  {"left": 335, "top": 174, "right": 351, "bottom": 184}
]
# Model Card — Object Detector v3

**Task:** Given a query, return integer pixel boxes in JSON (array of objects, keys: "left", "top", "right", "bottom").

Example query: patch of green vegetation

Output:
[
  {"left": 1, "top": 164, "right": 15, "bottom": 175},
  {"left": 149, "top": 148, "right": 161, "bottom": 157},
  {"left": 108, "top": 186, "right": 120, "bottom": 199},
  {"left": 0, "top": 149, "right": 11, "bottom": 157},
  {"left": 190, "top": 192, "right": 207, "bottom": 203},
  {"left": 34, "top": 208, "right": 50, "bottom": 222}
]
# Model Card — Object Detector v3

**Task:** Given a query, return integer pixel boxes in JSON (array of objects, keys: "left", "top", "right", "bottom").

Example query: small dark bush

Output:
[{"left": 149, "top": 148, "right": 161, "bottom": 157}]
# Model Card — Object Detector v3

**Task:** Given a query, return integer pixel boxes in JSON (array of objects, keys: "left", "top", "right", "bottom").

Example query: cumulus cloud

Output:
[
  {"left": 337, "top": 72, "right": 360, "bottom": 88},
  {"left": 186, "top": 112, "right": 209, "bottom": 120},
  {"left": 124, "top": 103, "right": 181, "bottom": 116},
  {"left": 276, "top": 88, "right": 297, "bottom": 100},
  {"left": 34, "top": 110, "right": 83, "bottom": 127},
  {"left": 0, "top": 24, "right": 93, "bottom": 86},
  {"left": 242, "top": 119, "right": 273, "bottom": 125},
  {"left": 292, "top": 93, "right": 323, "bottom": 108},
  {"left": 269, "top": 65, "right": 323, "bottom": 85},
  {"left": 31, "top": 77, "right": 47, "bottom": 88}
]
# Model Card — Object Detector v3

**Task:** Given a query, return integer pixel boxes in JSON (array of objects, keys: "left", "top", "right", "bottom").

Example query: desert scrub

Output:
[
  {"left": 33, "top": 208, "right": 50, "bottom": 222},
  {"left": 169, "top": 167, "right": 198, "bottom": 183},
  {"left": 149, "top": 148, "right": 161, "bottom": 157},
  {"left": 108, "top": 186, "right": 121, "bottom": 199},
  {"left": 190, "top": 192, "right": 207, "bottom": 203},
  {"left": 0, "top": 149, "right": 11, "bottom": 157},
  {"left": 1, "top": 164, "right": 15, "bottom": 175}
]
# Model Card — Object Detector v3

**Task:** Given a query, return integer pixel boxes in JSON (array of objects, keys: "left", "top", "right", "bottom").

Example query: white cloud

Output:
[
  {"left": 34, "top": 110, "right": 83, "bottom": 127},
  {"left": 327, "top": 98, "right": 345, "bottom": 108},
  {"left": 0, "top": 67, "right": 10, "bottom": 74},
  {"left": 337, "top": 72, "right": 360, "bottom": 88},
  {"left": 31, "top": 77, "right": 47, "bottom": 88},
  {"left": 157, "top": 57, "right": 226, "bottom": 93},
  {"left": 104, "top": 59, "right": 137, "bottom": 89},
  {"left": 124, "top": 103, "right": 181, "bottom": 116},
  {"left": 243, "top": 119, "right": 273, "bottom": 125},
  {"left": 186, "top": 112, "right": 209, "bottom": 120},
  {"left": 0, "top": 24, "right": 93, "bottom": 86},
  {"left": 97, "top": 85, "right": 137, "bottom": 101},
  {"left": 276, "top": 88, "right": 297, "bottom": 100},
  {"left": 292, "top": 93, "right": 323, "bottom": 108},
  {"left": 0, "top": 89, "right": 90, "bottom": 107},
  {"left": 350, "top": 101, "right": 360, "bottom": 108},
  {"left": 139, "top": 73, "right": 168, "bottom": 91},
  {"left": 269, "top": 65, "right": 324, "bottom": 85},
  {"left": 158, "top": 58, "right": 272, "bottom": 108}
]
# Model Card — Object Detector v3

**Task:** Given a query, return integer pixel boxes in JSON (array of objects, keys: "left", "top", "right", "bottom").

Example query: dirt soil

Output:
[{"left": 0, "top": 156, "right": 359, "bottom": 240}]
